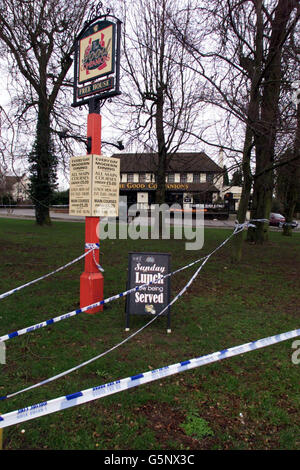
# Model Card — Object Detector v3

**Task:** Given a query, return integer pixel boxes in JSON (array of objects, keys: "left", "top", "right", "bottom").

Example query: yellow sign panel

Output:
[
  {"left": 69, "top": 156, "right": 92, "bottom": 216},
  {"left": 79, "top": 22, "right": 114, "bottom": 84},
  {"left": 69, "top": 155, "right": 120, "bottom": 217},
  {"left": 92, "top": 155, "right": 120, "bottom": 217}
]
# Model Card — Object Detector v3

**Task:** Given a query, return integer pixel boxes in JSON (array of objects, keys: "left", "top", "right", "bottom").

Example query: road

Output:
[
  {"left": 0, "top": 207, "right": 236, "bottom": 228},
  {"left": 0, "top": 207, "right": 299, "bottom": 231}
]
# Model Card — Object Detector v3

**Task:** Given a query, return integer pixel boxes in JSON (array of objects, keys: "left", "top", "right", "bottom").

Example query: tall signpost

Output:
[
  {"left": 71, "top": 9, "right": 121, "bottom": 314},
  {"left": 82, "top": 104, "right": 102, "bottom": 315}
]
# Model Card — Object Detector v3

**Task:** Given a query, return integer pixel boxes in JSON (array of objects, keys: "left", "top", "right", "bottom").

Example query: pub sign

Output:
[{"left": 73, "top": 14, "right": 121, "bottom": 107}]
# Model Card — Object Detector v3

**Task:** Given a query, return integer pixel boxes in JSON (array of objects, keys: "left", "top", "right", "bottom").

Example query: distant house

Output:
[
  {"left": 112, "top": 152, "right": 224, "bottom": 209},
  {"left": 0, "top": 173, "right": 30, "bottom": 203}
]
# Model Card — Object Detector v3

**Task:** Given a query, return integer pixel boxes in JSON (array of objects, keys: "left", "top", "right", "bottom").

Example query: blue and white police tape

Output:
[
  {"left": 0, "top": 219, "right": 260, "bottom": 303},
  {"left": 249, "top": 219, "right": 269, "bottom": 223},
  {"left": 0, "top": 326, "right": 299, "bottom": 429},
  {"left": 92, "top": 249, "right": 105, "bottom": 273},
  {"left": 85, "top": 243, "right": 99, "bottom": 250},
  {"left": 0, "top": 224, "right": 243, "bottom": 343},
  {"left": 0, "top": 225, "right": 242, "bottom": 400},
  {"left": 85, "top": 242, "right": 104, "bottom": 272},
  {"left": 0, "top": 246, "right": 98, "bottom": 301},
  {"left": 235, "top": 219, "right": 269, "bottom": 230},
  {"left": 279, "top": 222, "right": 298, "bottom": 228},
  {"left": 0, "top": 253, "right": 207, "bottom": 343}
]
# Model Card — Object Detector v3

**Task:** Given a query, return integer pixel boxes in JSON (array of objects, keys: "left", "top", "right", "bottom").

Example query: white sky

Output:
[{"left": 0, "top": 0, "right": 242, "bottom": 192}]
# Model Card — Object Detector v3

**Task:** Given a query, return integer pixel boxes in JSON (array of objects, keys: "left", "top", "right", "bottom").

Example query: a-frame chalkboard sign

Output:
[{"left": 125, "top": 252, "right": 171, "bottom": 333}]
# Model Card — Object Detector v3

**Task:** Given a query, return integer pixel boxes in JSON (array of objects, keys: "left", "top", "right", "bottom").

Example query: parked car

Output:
[
  {"left": 269, "top": 212, "right": 298, "bottom": 228},
  {"left": 269, "top": 212, "right": 285, "bottom": 226}
]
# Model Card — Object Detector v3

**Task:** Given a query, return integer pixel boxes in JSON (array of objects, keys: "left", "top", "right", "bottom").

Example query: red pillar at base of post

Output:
[
  {"left": 80, "top": 271, "right": 104, "bottom": 314},
  {"left": 80, "top": 216, "right": 103, "bottom": 314},
  {"left": 80, "top": 108, "right": 103, "bottom": 314}
]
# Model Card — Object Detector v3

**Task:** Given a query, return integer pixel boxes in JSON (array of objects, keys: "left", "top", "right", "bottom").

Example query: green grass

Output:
[
  {"left": 181, "top": 412, "right": 214, "bottom": 440},
  {"left": 0, "top": 217, "right": 299, "bottom": 450}
]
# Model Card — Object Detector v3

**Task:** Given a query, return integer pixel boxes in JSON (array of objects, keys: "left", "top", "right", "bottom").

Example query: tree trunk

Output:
[
  {"left": 247, "top": 173, "right": 273, "bottom": 243},
  {"left": 247, "top": 139, "right": 274, "bottom": 243},
  {"left": 232, "top": 0, "right": 262, "bottom": 259},
  {"left": 283, "top": 104, "right": 300, "bottom": 236},
  {"left": 248, "top": 0, "right": 297, "bottom": 244},
  {"left": 282, "top": 197, "right": 297, "bottom": 236},
  {"left": 231, "top": 126, "right": 253, "bottom": 261},
  {"left": 30, "top": 100, "right": 53, "bottom": 226},
  {"left": 155, "top": 86, "right": 167, "bottom": 238}
]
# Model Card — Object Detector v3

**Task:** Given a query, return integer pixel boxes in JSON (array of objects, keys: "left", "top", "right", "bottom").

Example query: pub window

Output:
[
  {"left": 127, "top": 173, "right": 134, "bottom": 182},
  {"left": 207, "top": 173, "right": 214, "bottom": 183},
  {"left": 139, "top": 173, "right": 146, "bottom": 183},
  {"left": 180, "top": 173, "right": 187, "bottom": 183},
  {"left": 168, "top": 173, "right": 175, "bottom": 183},
  {"left": 193, "top": 173, "right": 200, "bottom": 183}
]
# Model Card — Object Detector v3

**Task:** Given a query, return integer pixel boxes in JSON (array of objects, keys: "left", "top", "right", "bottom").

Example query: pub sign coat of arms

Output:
[{"left": 79, "top": 21, "right": 115, "bottom": 84}]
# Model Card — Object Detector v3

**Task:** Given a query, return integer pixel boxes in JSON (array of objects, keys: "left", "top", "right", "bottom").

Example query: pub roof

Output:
[{"left": 112, "top": 152, "right": 223, "bottom": 174}]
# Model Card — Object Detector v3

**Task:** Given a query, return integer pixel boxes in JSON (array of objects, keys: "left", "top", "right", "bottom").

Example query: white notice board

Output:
[{"left": 69, "top": 154, "right": 120, "bottom": 217}]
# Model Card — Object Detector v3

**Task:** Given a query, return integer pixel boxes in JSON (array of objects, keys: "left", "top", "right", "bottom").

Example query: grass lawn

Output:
[{"left": 0, "top": 217, "right": 299, "bottom": 450}]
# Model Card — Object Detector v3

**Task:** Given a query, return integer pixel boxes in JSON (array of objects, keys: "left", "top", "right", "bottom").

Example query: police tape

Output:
[
  {"left": 0, "top": 219, "right": 266, "bottom": 303},
  {"left": 279, "top": 222, "right": 298, "bottom": 228},
  {"left": 92, "top": 249, "right": 105, "bottom": 273},
  {"left": 0, "top": 326, "right": 299, "bottom": 430},
  {"left": 0, "top": 246, "right": 99, "bottom": 301},
  {"left": 0, "top": 225, "right": 243, "bottom": 400},
  {"left": 0, "top": 225, "right": 243, "bottom": 343},
  {"left": 85, "top": 243, "right": 99, "bottom": 250},
  {"left": 0, "top": 254, "right": 207, "bottom": 342},
  {"left": 235, "top": 219, "right": 269, "bottom": 230},
  {"left": 249, "top": 219, "right": 269, "bottom": 223}
]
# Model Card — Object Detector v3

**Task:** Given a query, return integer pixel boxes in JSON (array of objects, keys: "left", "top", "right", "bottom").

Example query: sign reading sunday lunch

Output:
[
  {"left": 73, "top": 15, "right": 121, "bottom": 106},
  {"left": 126, "top": 253, "right": 171, "bottom": 323}
]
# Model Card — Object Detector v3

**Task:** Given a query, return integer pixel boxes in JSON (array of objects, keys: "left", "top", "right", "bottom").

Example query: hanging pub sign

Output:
[
  {"left": 125, "top": 253, "right": 171, "bottom": 332},
  {"left": 72, "top": 12, "right": 121, "bottom": 108}
]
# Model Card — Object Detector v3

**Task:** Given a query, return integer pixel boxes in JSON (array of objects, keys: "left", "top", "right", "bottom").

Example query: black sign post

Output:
[{"left": 125, "top": 252, "right": 171, "bottom": 333}]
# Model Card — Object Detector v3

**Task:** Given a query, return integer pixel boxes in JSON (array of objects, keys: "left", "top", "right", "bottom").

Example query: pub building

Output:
[{"left": 112, "top": 152, "right": 224, "bottom": 210}]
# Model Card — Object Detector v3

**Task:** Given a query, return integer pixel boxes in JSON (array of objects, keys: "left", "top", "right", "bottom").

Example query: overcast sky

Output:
[{"left": 0, "top": 0, "right": 241, "bottom": 191}]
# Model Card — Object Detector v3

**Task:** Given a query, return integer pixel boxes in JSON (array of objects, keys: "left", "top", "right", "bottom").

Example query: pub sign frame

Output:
[
  {"left": 125, "top": 252, "right": 171, "bottom": 332},
  {"left": 72, "top": 13, "right": 121, "bottom": 108}
]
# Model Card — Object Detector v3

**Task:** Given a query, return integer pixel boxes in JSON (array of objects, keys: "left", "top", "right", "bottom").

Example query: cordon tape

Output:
[
  {"left": 0, "top": 327, "right": 299, "bottom": 429},
  {"left": 0, "top": 220, "right": 298, "bottom": 430},
  {"left": 0, "top": 244, "right": 100, "bottom": 301}
]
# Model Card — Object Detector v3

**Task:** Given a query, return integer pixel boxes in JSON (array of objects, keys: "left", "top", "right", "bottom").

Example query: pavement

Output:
[
  {"left": 0, "top": 207, "right": 85, "bottom": 223},
  {"left": 0, "top": 207, "right": 299, "bottom": 231},
  {"left": 0, "top": 207, "right": 235, "bottom": 228}
]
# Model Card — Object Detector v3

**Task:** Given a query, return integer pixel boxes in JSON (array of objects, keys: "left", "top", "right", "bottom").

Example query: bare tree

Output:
[
  {"left": 247, "top": 0, "right": 300, "bottom": 243},
  {"left": 0, "top": 0, "right": 93, "bottom": 225},
  {"left": 114, "top": 0, "right": 201, "bottom": 208},
  {"left": 171, "top": 0, "right": 299, "bottom": 254},
  {"left": 276, "top": 88, "right": 300, "bottom": 236}
]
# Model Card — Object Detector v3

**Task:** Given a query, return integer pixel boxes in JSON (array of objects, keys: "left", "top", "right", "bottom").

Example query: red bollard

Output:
[{"left": 80, "top": 111, "right": 104, "bottom": 314}]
